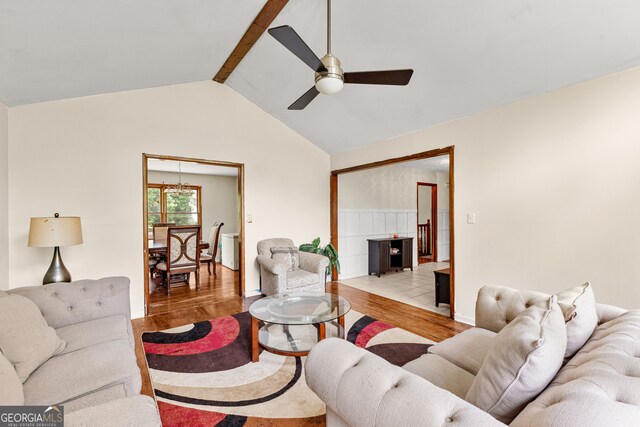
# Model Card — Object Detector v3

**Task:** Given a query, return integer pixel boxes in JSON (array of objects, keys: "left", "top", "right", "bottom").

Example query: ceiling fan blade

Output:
[
  {"left": 344, "top": 69, "right": 414, "bottom": 86},
  {"left": 288, "top": 86, "right": 320, "bottom": 110},
  {"left": 268, "top": 25, "right": 327, "bottom": 73}
]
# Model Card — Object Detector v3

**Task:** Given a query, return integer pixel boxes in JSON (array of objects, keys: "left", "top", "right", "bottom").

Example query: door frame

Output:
[
  {"left": 417, "top": 182, "right": 438, "bottom": 262},
  {"left": 142, "top": 153, "right": 245, "bottom": 316},
  {"left": 330, "top": 146, "right": 455, "bottom": 318}
]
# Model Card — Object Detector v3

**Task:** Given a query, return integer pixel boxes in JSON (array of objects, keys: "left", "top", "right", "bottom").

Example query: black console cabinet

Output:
[{"left": 367, "top": 237, "right": 414, "bottom": 277}]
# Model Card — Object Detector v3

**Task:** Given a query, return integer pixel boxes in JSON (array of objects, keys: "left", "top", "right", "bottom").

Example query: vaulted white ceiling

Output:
[
  {"left": 2, "top": 1, "right": 640, "bottom": 154},
  {"left": 0, "top": 0, "right": 265, "bottom": 106}
]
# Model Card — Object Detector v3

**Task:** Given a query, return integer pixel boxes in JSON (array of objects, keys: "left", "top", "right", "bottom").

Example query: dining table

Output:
[{"left": 148, "top": 239, "right": 210, "bottom": 256}]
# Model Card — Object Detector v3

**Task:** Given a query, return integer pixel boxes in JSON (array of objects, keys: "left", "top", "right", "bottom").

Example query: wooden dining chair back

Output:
[
  {"left": 201, "top": 222, "right": 224, "bottom": 277},
  {"left": 152, "top": 222, "right": 175, "bottom": 242},
  {"left": 156, "top": 225, "right": 201, "bottom": 295}
]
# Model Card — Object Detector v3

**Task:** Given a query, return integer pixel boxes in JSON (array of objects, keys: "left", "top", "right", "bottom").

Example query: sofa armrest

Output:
[
  {"left": 8, "top": 277, "right": 131, "bottom": 329},
  {"left": 305, "top": 338, "right": 504, "bottom": 427},
  {"left": 256, "top": 255, "right": 286, "bottom": 275},
  {"left": 298, "top": 251, "right": 329, "bottom": 277},
  {"left": 595, "top": 303, "right": 627, "bottom": 325},
  {"left": 256, "top": 255, "right": 287, "bottom": 295},
  {"left": 475, "top": 286, "right": 551, "bottom": 333},
  {"left": 65, "top": 395, "right": 161, "bottom": 427}
]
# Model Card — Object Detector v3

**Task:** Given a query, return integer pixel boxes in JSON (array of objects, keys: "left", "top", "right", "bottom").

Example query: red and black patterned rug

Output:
[{"left": 142, "top": 310, "right": 434, "bottom": 426}]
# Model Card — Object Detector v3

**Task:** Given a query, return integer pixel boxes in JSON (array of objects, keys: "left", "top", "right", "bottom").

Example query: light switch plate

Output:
[
  {"left": 247, "top": 214, "right": 253, "bottom": 223},
  {"left": 467, "top": 213, "right": 476, "bottom": 224}
]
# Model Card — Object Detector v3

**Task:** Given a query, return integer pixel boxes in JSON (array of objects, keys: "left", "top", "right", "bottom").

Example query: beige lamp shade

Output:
[{"left": 28, "top": 216, "right": 83, "bottom": 247}]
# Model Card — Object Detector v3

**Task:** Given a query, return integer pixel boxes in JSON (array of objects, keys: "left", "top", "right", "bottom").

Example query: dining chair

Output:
[
  {"left": 152, "top": 222, "right": 175, "bottom": 242},
  {"left": 155, "top": 225, "right": 201, "bottom": 295},
  {"left": 200, "top": 222, "right": 224, "bottom": 277},
  {"left": 149, "top": 222, "right": 176, "bottom": 286}
]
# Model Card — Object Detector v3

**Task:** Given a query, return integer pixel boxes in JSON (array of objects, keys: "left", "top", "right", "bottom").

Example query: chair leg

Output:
[
  {"left": 213, "top": 260, "right": 217, "bottom": 278},
  {"left": 195, "top": 269, "right": 200, "bottom": 291},
  {"left": 207, "top": 261, "right": 211, "bottom": 275}
]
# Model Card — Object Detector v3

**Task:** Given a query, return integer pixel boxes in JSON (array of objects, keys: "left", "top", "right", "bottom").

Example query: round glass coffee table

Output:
[{"left": 249, "top": 291, "right": 351, "bottom": 362}]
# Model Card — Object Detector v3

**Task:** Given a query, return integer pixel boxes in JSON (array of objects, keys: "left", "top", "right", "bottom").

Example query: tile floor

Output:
[{"left": 339, "top": 262, "right": 451, "bottom": 316}]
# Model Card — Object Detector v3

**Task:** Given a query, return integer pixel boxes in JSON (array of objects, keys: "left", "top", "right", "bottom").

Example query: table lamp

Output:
[{"left": 28, "top": 213, "right": 83, "bottom": 285}]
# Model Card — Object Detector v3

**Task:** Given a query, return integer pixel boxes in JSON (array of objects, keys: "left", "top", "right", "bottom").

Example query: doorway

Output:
[
  {"left": 142, "top": 154, "right": 245, "bottom": 316},
  {"left": 417, "top": 182, "right": 437, "bottom": 264},
  {"left": 330, "top": 147, "right": 455, "bottom": 318}
]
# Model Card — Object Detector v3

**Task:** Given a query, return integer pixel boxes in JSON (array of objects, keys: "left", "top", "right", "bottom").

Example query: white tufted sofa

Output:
[
  {"left": 305, "top": 285, "right": 639, "bottom": 426},
  {"left": 5, "top": 277, "right": 161, "bottom": 426}
]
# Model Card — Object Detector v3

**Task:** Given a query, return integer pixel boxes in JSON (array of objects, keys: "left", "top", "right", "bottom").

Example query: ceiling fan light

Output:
[{"left": 315, "top": 76, "right": 344, "bottom": 95}]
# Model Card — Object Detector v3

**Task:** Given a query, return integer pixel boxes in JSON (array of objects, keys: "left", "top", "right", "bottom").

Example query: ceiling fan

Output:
[{"left": 268, "top": 0, "right": 414, "bottom": 110}]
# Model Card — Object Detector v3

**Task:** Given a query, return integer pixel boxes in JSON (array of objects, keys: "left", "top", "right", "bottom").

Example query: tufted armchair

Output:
[
  {"left": 256, "top": 238, "right": 329, "bottom": 296},
  {"left": 305, "top": 285, "right": 639, "bottom": 427}
]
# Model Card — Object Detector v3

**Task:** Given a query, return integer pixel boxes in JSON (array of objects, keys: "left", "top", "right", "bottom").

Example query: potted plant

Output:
[{"left": 299, "top": 237, "right": 340, "bottom": 279}]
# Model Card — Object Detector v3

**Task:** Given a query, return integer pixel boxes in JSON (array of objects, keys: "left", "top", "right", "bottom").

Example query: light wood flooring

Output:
[{"left": 132, "top": 265, "right": 470, "bottom": 398}]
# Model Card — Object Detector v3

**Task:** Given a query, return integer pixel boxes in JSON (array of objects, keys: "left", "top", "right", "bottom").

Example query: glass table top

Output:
[{"left": 249, "top": 291, "right": 351, "bottom": 325}]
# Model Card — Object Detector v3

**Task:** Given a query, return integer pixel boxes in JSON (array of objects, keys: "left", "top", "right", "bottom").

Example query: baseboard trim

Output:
[
  {"left": 454, "top": 313, "right": 475, "bottom": 326},
  {"left": 131, "top": 310, "right": 145, "bottom": 320},
  {"left": 244, "top": 289, "right": 262, "bottom": 298}
]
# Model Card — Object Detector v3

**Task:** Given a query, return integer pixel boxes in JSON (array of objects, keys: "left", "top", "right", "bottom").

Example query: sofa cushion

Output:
[
  {"left": 0, "top": 293, "right": 66, "bottom": 382},
  {"left": 556, "top": 282, "right": 598, "bottom": 359},
  {"left": 466, "top": 296, "right": 567, "bottom": 424},
  {"left": 23, "top": 339, "right": 140, "bottom": 406},
  {"left": 511, "top": 309, "right": 640, "bottom": 427},
  {"left": 65, "top": 395, "right": 161, "bottom": 427},
  {"left": 63, "top": 382, "right": 136, "bottom": 413},
  {"left": 55, "top": 315, "right": 131, "bottom": 354},
  {"left": 428, "top": 327, "right": 496, "bottom": 375},
  {"left": 286, "top": 269, "right": 319, "bottom": 289},
  {"left": 0, "top": 350, "right": 24, "bottom": 405},
  {"left": 271, "top": 246, "right": 300, "bottom": 271},
  {"left": 403, "top": 353, "right": 475, "bottom": 399}
]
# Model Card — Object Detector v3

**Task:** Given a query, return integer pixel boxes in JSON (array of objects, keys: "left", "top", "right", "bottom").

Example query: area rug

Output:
[{"left": 142, "top": 310, "right": 435, "bottom": 426}]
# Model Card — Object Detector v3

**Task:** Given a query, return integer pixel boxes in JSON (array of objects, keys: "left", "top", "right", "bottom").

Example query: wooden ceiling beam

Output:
[{"left": 213, "top": 0, "right": 289, "bottom": 84}]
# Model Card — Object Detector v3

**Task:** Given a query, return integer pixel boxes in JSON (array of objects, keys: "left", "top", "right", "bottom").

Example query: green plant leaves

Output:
[{"left": 299, "top": 237, "right": 341, "bottom": 274}]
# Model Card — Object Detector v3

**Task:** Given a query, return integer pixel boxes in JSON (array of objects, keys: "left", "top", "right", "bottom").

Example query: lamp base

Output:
[{"left": 43, "top": 246, "right": 72, "bottom": 285}]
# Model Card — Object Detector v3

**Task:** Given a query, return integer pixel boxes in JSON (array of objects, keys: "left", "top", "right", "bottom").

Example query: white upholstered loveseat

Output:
[
  {"left": 1, "top": 277, "right": 160, "bottom": 426},
  {"left": 305, "top": 285, "right": 639, "bottom": 426}
]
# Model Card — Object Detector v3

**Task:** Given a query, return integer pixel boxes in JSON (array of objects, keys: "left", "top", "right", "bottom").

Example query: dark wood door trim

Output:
[
  {"left": 143, "top": 154, "right": 246, "bottom": 316},
  {"left": 213, "top": 0, "right": 289, "bottom": 83},
  {"left": 417, "top": 182, "right": 438, "bottom": 263},
  {"left": 330, "top": 174, "right": 338, "bottom": 281},
  {"left": 330, "top": 146, "right": 456, "bottom": 318}
]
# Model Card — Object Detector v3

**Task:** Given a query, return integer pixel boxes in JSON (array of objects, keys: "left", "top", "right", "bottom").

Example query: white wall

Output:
[
  {"left": 0, "top": 101, "right": 8, "bottom": 289},
  {"left": 338, "top": 164, "right": 437, "bottom": 210},
  {"left": 6, "top": 81, "right": 330, "bottom": 316},
  {"left": 338, "top": 208, "right": 418, "bottom": 280},
  {"left": 418, "top": 185, "right": 432, "bottom": 224},
  {"left": 332, "top": 66, "right": 640, "bottom": 323},
  {"left": 148, "top": 170, "right": 239, "bottom": 236}
]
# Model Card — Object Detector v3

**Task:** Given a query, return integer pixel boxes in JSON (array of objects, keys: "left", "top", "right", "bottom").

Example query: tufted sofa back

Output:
[
  {"left": 511, "top": 309, "right": 640, "bottom": 426},
  {"left": 475, "top": 286, "right": 551, "bottom": 333},
  {"left": 8, "top": 277, "right": 131, "bottom": 329}
]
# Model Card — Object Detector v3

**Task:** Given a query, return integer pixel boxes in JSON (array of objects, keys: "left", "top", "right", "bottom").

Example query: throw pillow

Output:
[
  {"left": 0, "top": 350, "right": 24, "bottom": 405},
  {"left": 466, "top": 296, "right": 567, "bottom": 424},
  {"left": 556, "top": 282, "right": 598, "bottom": 359},
  {"left": 0, "top": 294, "right": 66, "bottom": 382},
  {"left": 270, "top": 247, "right": 300, "bottom": 271}
]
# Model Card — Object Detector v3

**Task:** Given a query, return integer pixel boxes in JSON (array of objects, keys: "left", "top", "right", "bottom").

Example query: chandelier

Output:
[{"left": 163, "top": 162, "right": 190, "bottom": 194}]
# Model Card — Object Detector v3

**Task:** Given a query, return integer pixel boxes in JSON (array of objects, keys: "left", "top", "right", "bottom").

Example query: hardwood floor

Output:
[
  {"left": 148, "top": 263, "right": 240, "bottom": 316},
  {"left": 132, "top": 273, "right": 471, "bottom": 398}
]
